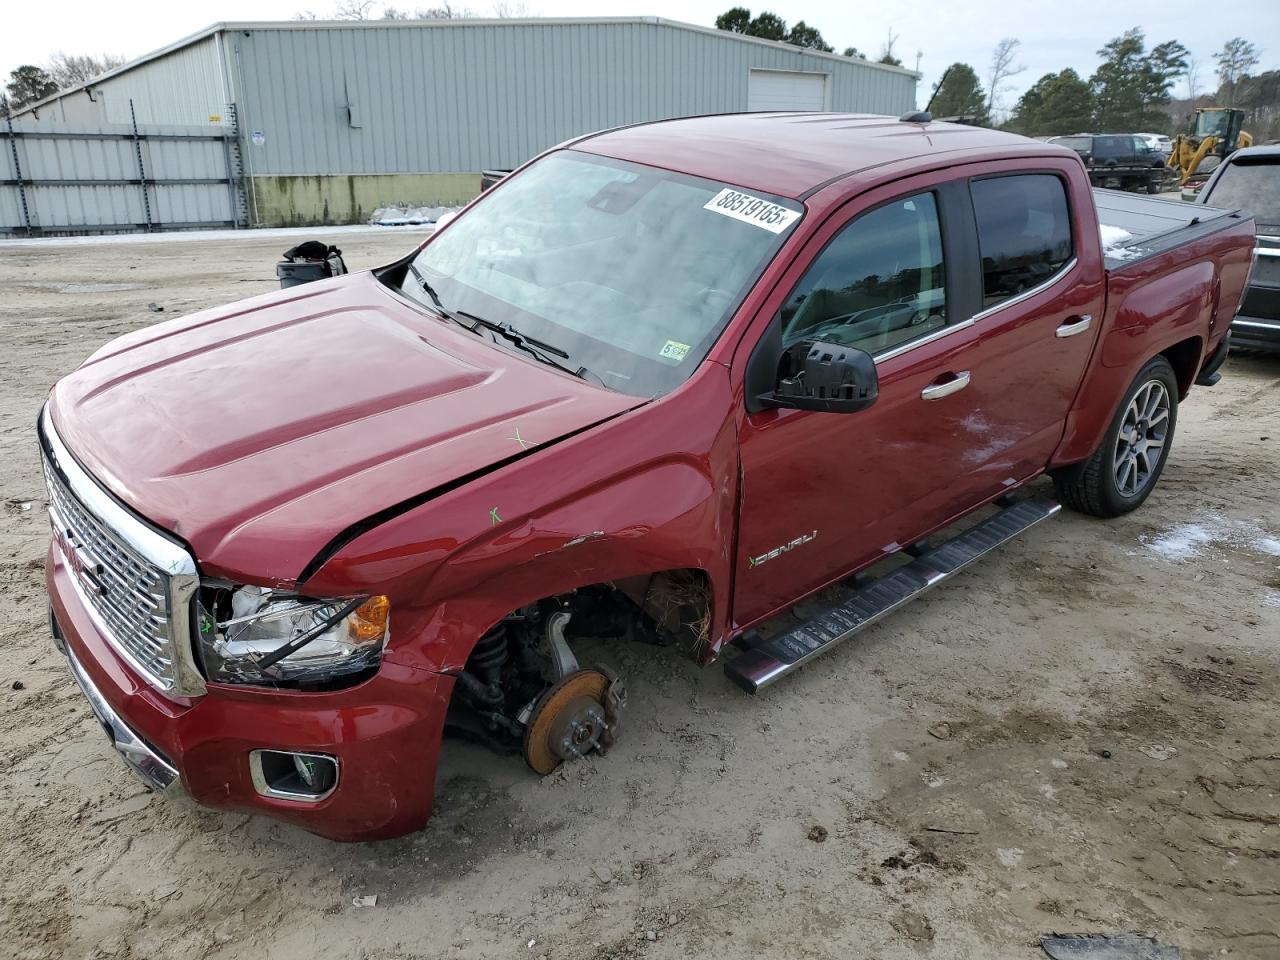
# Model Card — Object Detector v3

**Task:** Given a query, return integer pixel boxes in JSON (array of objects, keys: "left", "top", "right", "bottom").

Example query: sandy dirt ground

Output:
[{"left": 0, "top": 232, "right": 1277, "bottom": 960}]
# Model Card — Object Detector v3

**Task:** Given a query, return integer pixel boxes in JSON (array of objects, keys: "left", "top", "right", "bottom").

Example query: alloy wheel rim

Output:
[{"left": 1113, "top": 380, "right": 1170, "bottom": 498}]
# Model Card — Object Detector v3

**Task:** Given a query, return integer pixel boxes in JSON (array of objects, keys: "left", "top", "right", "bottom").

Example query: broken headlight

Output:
[{"left": 196, "top": 584, "right": 389, "bottom": 687}]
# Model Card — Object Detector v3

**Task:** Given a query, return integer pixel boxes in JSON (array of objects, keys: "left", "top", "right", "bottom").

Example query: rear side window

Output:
[
  {"left": 1054, "top": 136, "right": 1090, "bottom": 154},
  {"left": 1093, "top": 136, "right": 1131, "bottom": 159},
  {"left": 1204, "top": 158, "right": 1280, "bottom": 227},
  {"left": 971, "top": 175, "right": 1074, "bottom": 309},
  {"left": 780, "top": 192, "right": 946, "bottom": 356}
]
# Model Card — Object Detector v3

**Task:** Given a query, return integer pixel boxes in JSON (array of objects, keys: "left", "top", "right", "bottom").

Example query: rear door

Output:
[{"left": 952, "top": 167, "right": 1105, "bottom": 490}]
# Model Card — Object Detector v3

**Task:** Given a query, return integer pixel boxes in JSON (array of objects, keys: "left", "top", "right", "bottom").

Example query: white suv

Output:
[{"left": 1137, "top": 133, "right": 1172, "bottom": 156}]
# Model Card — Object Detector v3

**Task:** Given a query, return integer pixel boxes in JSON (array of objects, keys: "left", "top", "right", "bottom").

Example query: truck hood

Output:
[{"left": 48, "top": 272, "right": 643, "bottom": 583}]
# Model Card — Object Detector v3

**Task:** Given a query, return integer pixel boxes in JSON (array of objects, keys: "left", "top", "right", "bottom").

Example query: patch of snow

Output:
[
  {"left": 370, "top": 204, "right": 461, "bottom": 227},
  {"left": 996, "top": 847, "right": 1024, "bottom": 867},
  {"left": 1142, "top": 515, "right": 1280, "bottom": 563},
  {"left": 0, "top": 223, "right": 430, "bottom": 249},
  {"left": 1147, "top": 522, "right": 1216, "bottom": 560},
  {"left": 1099, "top": 223, "right": 1150, "bottom": 261},
  {"left": 1099, "top": 223, "right": 1132, "bottom": 249}
]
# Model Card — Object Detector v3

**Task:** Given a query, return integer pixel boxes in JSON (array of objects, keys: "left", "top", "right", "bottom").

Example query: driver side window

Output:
[{"left": 780, "top": 192, "right": 946, "bottom": 356}]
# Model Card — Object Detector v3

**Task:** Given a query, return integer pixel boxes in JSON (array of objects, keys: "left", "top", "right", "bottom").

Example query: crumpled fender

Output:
[{"left": 300, "top": 363, "right": 741, "bottom": 674}]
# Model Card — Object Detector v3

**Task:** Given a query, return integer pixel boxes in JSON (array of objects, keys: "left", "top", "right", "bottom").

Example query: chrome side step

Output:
[{"left": 724, "top": 497, "right": 1061, "bottom": 694}]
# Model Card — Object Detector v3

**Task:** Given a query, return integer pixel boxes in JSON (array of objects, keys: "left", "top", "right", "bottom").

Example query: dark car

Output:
[
  {"left": 1199, "top": 145, "right": 1280, "bottom": 351},
  {"left": 1050, "top": 134, "right": 1170, "bottom": 193}
]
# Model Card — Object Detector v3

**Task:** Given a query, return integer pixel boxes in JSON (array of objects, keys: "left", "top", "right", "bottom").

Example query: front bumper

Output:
[
  {"left": 49, "top": 546, "right": 455, "bottom": 842},
  {"left": 53, "top": 613, "right": 180, "bottom": 791}
]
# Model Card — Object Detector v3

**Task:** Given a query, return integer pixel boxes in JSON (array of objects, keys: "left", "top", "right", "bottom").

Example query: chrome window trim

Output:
[
  {"left": 41, "top": 406, "right": 207, "bottom": 697},
  {"left": 249, "top": 749, "right": 341, "bottom": 803},
  {"left": 873, "top": 257, "right": 1079, "bottom": 365},
  {"left": 1255, "top": 246, "right": 1280, "bottom": 258}
]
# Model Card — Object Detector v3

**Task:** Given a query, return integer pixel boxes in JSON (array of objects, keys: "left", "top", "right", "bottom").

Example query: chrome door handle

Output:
[
  {"left": 1056, "top": 314, "right": 1093, "bottom": 338},
  {"left": 921, "top": 371, "right": 970, "bottom": 400}
]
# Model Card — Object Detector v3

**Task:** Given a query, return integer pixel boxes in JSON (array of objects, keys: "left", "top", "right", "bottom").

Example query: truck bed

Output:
[{"left": 1094, "top": 188, "right": 1247, "bottom": 271}]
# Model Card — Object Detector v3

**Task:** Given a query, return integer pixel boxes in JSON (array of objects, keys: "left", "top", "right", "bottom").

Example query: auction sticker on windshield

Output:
[{"left": 703, "top": 189, "right": 800, "bottom": 234}]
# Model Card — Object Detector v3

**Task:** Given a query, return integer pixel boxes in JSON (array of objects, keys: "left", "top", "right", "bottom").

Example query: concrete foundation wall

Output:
[{"left": 247, "top": 172, "right": 481, "bottom": 226}]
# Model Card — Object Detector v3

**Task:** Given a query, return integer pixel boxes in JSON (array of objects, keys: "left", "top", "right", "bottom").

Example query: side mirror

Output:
[{"left": 762, "top": 339, "right": 879, "bottom": 413}]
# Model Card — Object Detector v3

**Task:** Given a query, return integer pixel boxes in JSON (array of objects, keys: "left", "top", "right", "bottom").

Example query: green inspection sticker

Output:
[{"left": 659, "top": 339, "right": 692, "bottom": 362}]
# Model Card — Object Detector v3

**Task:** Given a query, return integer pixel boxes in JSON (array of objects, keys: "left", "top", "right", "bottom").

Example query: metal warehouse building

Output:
[{"left": 12, "top": 17, "right": 918, "bottom": 228}]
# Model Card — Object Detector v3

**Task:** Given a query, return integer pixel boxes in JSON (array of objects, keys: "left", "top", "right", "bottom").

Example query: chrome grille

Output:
[
  {"left": 44, "top": 457, "right": 177, "bottom": 687},
  {"left": 40, "top": 409, "right": 205, "bottom": 697}
]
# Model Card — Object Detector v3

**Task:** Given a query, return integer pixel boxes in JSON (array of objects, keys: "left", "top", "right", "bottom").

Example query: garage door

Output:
[{"left": 747, "top": 70, "right": 829, "bottom": 112}]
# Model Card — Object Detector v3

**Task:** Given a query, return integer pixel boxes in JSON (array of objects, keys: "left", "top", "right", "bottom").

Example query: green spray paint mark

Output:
[
  {"left": 747, "top": 556, "right": 759, "bottom": 569},
  {"left": 489, "top": 506, "right": 502, "bottom": 526},
  {"left": 508, "top": 426, "right": 535, "bottom": 450}
]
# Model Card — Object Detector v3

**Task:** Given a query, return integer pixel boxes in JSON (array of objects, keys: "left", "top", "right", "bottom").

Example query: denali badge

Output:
[{"left": 748, "top": 530, "right": 818, "bottom": 568}]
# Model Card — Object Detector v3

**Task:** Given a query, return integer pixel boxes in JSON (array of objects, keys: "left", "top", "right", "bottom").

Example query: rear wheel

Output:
[{"left": 1053, "top": 356, "right": 1179, "bottom": 517}]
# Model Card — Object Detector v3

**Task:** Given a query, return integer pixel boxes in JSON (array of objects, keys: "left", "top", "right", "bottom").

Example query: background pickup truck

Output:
[
  {"left": 1049, "top": 133, "right": 1171, "bottom": 193},
  {"left": 42, "top": 113, "right": 1256, "bottom": 841}
]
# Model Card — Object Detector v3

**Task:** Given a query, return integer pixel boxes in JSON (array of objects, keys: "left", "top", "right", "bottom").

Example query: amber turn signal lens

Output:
[{"left": 350, "top": 595, "right": 390, "bottom": 643}]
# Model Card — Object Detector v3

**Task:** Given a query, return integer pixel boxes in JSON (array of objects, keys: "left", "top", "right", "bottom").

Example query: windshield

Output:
[
  {"left": 404, "top": 151, "right": 802, "bottom": 396},
  {"left": 1204, "top": 159, "right": 1280, "bottom": 228},
  {"left": 1195, "top": 110, "right": 1232, "bottom": 139}
]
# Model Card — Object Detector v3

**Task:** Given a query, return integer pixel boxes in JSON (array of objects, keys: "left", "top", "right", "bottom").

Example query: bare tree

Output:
[
  {"left": 418, "top": 1, "right": 474, "bottom": 16},
  {"left": 985, "top": 37, "right": 1024, "bottom": 117},
  {"left": 46, "top": 52, "right": 127, "bottom": 89},
  {"left": 491, "top": 0, "right": 532, "bottom": 16},
  {"left": 1183, "top": 57, "right": 1201, "bottom": 101},
  {"left": 878, "top": 28, "right": 901, "bottom": 67},
  {"left": 1213, "top": 37, "right": 1260, "bottom": 105},
  {"left": 333, "top": 0, "right": 378, "bottom": 18}
]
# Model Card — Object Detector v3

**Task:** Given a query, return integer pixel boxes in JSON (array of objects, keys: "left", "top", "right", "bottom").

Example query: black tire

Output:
[{"left": 1053, "top": 356, "right": 1179, "bottom": 518}]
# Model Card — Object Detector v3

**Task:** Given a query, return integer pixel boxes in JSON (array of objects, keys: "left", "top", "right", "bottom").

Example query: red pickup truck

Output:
[{"left": 42, "top": 113, "right": 1255, "bottom": 841}]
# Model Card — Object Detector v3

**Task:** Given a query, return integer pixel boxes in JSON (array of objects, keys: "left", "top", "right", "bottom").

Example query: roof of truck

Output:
[{"left": 574, "top": 112, "right": 1076, "bottom": 200}]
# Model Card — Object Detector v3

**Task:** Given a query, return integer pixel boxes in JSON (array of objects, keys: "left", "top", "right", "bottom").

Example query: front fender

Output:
[{"left": 300, "top": 363, "right": 740, "bottom": 673}]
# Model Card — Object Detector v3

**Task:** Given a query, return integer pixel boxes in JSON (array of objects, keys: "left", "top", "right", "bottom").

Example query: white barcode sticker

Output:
[{"left": 703, "top": 188, "right": 801, "bottom": 233}]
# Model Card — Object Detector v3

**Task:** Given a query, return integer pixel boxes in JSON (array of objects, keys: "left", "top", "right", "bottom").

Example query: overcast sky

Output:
[{"left": 5, "top": 0, "right": 1278, "bottom": 112}]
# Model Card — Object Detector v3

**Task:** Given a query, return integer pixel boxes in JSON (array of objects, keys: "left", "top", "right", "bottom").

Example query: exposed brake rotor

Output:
[{"left": 522, "top": 668, "right": 620, "bottom": 776}]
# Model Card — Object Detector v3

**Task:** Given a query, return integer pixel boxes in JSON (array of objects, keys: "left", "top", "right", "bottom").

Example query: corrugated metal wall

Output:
[
  {"left": 229, "top": 19, "right": 917, "bottom": 175},
  {"left": 18, "top": 37, "right": 229, "bottom": 128},
  {"left": 97, "top": 37, "right": 229, "bottom": 127},
  {"left": 1, "top": 118, "right": 239, "bottom": 234}
]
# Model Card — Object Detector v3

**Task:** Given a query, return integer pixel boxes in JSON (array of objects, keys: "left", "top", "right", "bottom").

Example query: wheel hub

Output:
[
  {"left": 522, "top": 669, "right": 612, "bottom": 775},
  {"left": 1113, "top": 379, "right": 1170, "bottom": 498}
]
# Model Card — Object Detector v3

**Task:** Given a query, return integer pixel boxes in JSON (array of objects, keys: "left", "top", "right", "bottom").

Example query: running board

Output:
[{"left": 724, "top": 497, "right": 1061, "bottom": 694}]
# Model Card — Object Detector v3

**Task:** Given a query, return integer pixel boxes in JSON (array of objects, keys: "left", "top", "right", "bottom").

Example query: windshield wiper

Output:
[
  {"left": 456, "top": 309, "right": 600, "bottom": 383},
  {"left": 404, "top": 263, "right": 597, "bottom": 383},
  {"left": 405, "top": 261, "right": 479, "bottom": 333}
]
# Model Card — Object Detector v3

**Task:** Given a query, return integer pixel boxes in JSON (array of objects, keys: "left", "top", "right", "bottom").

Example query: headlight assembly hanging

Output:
[{"left": 196, "top": 584, "right": 390, "bottom": 687}]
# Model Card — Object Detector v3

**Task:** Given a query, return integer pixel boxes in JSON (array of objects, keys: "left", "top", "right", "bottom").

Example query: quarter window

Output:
[
  {"left": 971, "top": 174, "right": 1073, "bottom": 309},
  {"left": 780, "top": 192, "right": 946, "bottom": 356}
]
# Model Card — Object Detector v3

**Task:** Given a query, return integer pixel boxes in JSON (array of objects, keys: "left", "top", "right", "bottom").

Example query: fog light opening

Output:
[{"left": 249, "top": 749, "right": 339, "bottom": 802}]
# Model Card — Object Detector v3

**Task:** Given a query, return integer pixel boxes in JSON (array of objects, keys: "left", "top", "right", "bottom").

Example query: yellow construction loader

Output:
[{"left": 1167, "top": 107, "right": 1254, "bottom": 185}]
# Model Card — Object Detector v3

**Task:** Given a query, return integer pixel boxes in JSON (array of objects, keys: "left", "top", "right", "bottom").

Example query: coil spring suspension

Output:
[{"left": 468, "top": 622, "right": 509, "bottom": 689}]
